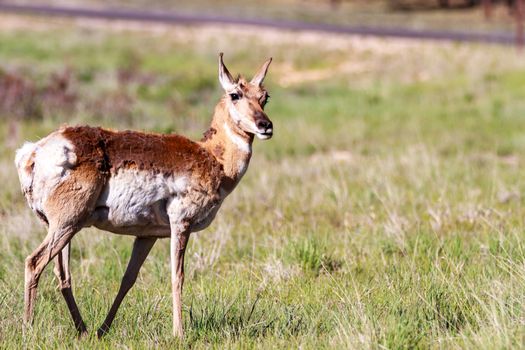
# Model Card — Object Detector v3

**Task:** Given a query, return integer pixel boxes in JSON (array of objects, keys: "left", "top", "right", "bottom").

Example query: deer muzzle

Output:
[{"left": 254, "top": 110, "right": 273, "bottom": 139}]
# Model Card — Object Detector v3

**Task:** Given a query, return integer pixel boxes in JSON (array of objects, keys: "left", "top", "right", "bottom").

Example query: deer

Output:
[{"left": 14, "top": 53, "right": 273, "bottom": 338}]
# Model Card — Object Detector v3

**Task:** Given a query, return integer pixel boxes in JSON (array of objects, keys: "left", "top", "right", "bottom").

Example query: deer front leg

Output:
[
  {"left": 170, "top": 222, "right": 190, "bottom": 338},
  {"left": 53, "top": 243, "right": 87, "bottom": 336},
  {"left": 97, "top": 237, "right": 157, "bottom": 338}
]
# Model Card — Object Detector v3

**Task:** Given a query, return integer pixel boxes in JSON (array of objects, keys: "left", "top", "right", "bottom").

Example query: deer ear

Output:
[
  {"left": 250, "top": 57, "right": 272, "bottom": 86},
  {"left": 218, "top": 53, "right": 236, "bottom": 92}
]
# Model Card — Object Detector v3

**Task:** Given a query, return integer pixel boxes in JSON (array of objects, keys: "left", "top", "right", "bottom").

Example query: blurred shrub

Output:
[{"left": 0, "top": 68, "right": 76, "bottom": 121}]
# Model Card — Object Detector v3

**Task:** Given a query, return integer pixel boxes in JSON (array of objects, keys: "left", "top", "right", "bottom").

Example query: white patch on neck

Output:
[
  {"left": 223, "top": 122, "right": 251, "bottom": 153},
  {"left": 237, "top": 160, "right": 248, "bottom": 177}
]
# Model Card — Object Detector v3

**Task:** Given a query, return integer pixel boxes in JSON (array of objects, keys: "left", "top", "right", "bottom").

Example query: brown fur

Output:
[
  {"left": 43, "top": 162, "right": 105, "bottom": 227},
  {"left": 201, "top": 127, "right": 217, "bottom": 142},
  {"left": 213, "top": 144, "right": 225, "bottom": 161},
  {"left": 60, "top": 126, "right": 224, "bottom": 196},
  {"left": 199, "top": 99, "right": 254, "bottom": 193}
]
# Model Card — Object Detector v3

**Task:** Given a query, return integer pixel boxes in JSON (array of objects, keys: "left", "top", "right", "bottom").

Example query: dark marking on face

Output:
[{"left": 259, "top": 92, "right": 269, "bottom": 108}]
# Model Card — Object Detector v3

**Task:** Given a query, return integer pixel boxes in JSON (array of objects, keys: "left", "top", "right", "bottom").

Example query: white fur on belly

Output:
[{"left": 97, "top": 169, "right": 189, "bottom": 226}]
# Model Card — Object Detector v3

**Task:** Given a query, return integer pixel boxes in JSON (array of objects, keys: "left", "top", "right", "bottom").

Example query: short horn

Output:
[{"left": 250, "top": 57, "right": 272, "bottom": 86}]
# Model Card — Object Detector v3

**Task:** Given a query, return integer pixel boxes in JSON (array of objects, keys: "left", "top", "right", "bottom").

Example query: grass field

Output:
[{"left": 1, "top": 14, "right": 525, "bottom": 349}]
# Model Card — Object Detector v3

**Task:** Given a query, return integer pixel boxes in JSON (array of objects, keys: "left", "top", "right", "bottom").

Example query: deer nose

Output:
[{"left": 256, "top": 120, "right": 273, "bottom": 132}]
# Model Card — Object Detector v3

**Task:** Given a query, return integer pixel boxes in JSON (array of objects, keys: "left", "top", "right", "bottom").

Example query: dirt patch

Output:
[{"left": 278, "top": 61, "right": 372, "bottom": 86}]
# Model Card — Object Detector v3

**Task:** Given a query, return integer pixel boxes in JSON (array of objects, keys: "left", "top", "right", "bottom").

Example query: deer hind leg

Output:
[
  {"left": 24, "top": 224, "right": 81, "bottom": 326},
  {"left": 24, "top": 166, "right": 104, "bottom": 328},
  {"left": 97, "top": 237, "right": 157, "bottom": 338},
  {"left": 53, "top": 243, "right": 87, "bottom": 336}
]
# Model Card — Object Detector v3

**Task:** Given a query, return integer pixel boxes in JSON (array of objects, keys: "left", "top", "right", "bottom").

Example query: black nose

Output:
[{"left": 257, "top": 120, "right": 273, "bottom": 131}]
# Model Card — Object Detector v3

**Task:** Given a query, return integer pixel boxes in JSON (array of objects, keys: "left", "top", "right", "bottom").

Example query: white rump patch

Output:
[
  {"left": 14, "top": 133, "right": 78, "bottom": 212},
  {"left": 15, "top": 142, "right": 37, "bottom": 192},
  {"left": 36, "top": 135, "right": 77, "bottom": 177},
  {"left": 15, "top": 142, "right": 36, "bottom": 169},
  {"left": 223, "top": 122, "right": 251, "bottom": 154}
]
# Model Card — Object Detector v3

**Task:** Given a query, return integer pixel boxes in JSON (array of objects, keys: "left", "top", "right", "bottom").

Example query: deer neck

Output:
[{"left": 199, "top": 100, "right": 254, "bottom": 193}]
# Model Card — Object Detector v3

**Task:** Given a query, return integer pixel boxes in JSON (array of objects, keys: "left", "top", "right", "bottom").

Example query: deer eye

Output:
[{"left": 230, "top": 93, "right": 240, "bottom": 101}]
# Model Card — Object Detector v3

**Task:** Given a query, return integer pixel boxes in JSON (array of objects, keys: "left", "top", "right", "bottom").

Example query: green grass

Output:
[{"left": 1, "top": 14, "right": 525, "bottom": 349}]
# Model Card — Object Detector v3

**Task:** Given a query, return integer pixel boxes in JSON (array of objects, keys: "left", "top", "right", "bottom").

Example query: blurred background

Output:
[
  {"left": 1, "top": 0, "right": 524, "bottom": 148},
  {"left": 1, "top": 0, "right": 525, "bottom": 348},
  {"left": 1, "top": 0, "right": 523, "bottom": 32}
]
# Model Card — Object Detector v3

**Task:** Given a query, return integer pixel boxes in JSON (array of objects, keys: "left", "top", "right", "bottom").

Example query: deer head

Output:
[{"left": 218, "top": 53, "right": 273, "bottom": 140}]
